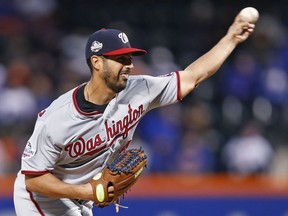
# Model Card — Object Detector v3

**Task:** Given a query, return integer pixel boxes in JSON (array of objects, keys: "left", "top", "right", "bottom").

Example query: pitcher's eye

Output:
[{"left": 115, "top": 56, "right": 132, "bottom": 65}]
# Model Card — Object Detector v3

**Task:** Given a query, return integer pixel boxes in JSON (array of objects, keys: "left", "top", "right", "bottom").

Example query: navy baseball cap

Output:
[{"left": 85, "top": 28, "right": 147, "bottom": 59}]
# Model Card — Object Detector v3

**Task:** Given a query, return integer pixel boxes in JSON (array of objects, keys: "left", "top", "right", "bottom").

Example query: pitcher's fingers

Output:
[{"left": 108, "top": 186, "right": 114, "bottom": 193}]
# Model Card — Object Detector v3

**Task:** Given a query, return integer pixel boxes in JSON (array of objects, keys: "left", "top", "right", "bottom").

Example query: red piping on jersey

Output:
[
  {"left": 21, "top": 170, "right": 50, "bottom": 175},
  {"left": 175, "top": 71, "right": 182, "bottom": 101},
  {"left": 26, "top": 188, "right": 45, "bottom": 216},
  {"left": 72, "top": 85, "right": 102, "bottom": 116}
]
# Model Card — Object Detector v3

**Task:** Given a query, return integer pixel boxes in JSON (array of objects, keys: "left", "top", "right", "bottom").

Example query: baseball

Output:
[{"left": 239, "top": 7, "right": 259, "bottom": 23}]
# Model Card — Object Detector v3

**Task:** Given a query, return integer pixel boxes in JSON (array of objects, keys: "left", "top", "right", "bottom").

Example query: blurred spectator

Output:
[
  {"left": 0, "top": 140, "right": 6, "bottom": 173},
  {"left": 0, "top": 59, "right": 37, "bottom": 126},
  {"left": 0, "top": 63, "right": 6, "bottom": 88},
  {"left": 221, "top": 120, "right": 274, "bottom": 175},
  {"left": 217, "top": 51, "right": 264, "bottom": 132},
  {"left": 59, "top": 31, "right": 90, "bottom": 77},
  {"left": 181, "top": 102, "right": 214, "bottom": 133},
  {"left": 137, "top": 104, "right": 181, "bottom": 172},
  {"left": 0, "top": 136, "right": 19, "bottom": 174},
  {"left": 257, "top": 66, "right": 288, "bottom": 106},
  {"left": 29, "top": 72, "right": 54, "bottom": 111},
  {"left": 270, "top": 145, "right": 288, "bottom": 187},
  {"left": 251, "top": 14, "right": 286, "bottom": 65},
  {"left": 13, "top": 0, "right": 57, "bottom": 19},
  {"left": 176, "top": 129, "right": 215, "bottom": 173},
  {"left": 148, "top": 46, "right": 180, "bottom": 76},
  {"left": 252, "top": 66, "right": 288, "bottom": 128},
  {"left": 218, "top": 51, "right": 262, "bottom": 105}
]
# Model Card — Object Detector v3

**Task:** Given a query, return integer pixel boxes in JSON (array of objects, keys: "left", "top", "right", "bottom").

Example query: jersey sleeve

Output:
[
  {"left": 21, "top": 120, "right": 59, "bottom": 175},
  {"left": 144, "top": 71, "right": 181, "bottom": 111}
]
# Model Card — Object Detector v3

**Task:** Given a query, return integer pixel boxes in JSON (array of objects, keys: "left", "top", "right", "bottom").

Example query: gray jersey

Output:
[
  {"left": 14, "top": 72, "right": 180, "bottom": 215},
  {"left": 21, "top": 72, "right": 180, "bottom": 182}
]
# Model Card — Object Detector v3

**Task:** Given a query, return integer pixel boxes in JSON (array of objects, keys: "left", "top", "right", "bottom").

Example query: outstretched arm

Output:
[{"left": 179, "top": 12, "right": 256, "bottom": 99}]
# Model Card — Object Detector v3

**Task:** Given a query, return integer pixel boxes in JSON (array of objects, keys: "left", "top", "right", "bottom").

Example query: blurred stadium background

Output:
[{"left": 1, "top": 0, "right": 288, "bottom": 215}]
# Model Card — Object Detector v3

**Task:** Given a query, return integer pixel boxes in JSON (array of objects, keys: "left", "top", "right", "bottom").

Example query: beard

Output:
[{"left": 103, "top": 66, "right": 127, "bottom": 93}]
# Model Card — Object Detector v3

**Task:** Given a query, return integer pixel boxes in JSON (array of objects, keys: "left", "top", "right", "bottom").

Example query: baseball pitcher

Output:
[{"left": 14, "top": 11, "right": 256, "bottom": 216}]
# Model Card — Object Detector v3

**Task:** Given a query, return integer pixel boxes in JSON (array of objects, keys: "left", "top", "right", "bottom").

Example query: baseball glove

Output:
[{"left": 90, "top": 148, "right": 147, "bottom": 208}]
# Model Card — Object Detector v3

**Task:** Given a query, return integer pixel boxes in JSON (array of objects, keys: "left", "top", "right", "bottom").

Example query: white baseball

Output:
[{"left": 239, "top": 7, "right": 259, "bottom": 23}]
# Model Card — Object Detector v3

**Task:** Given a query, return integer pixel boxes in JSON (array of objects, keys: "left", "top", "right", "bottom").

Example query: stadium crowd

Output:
[{"left": 0, "top": 0, "right": 288, "bottom": 178}]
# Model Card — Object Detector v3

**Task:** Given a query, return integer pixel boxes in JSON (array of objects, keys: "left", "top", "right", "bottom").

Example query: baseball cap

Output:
[{"left": 85, "top": 28, "right": 147, "bottom": 59}]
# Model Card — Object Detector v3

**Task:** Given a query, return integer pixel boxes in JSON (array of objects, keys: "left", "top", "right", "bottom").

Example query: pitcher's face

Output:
[{"left": 101, "top": 55, "right": 133, "bottom": 93}]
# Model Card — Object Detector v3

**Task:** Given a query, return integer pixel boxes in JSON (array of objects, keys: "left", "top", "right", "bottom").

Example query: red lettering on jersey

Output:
[
  {"left": 64, "top": 135, "right": 105, "bottom": 158},
  {"left": 105, "top": 104, "right": 144, "bottom": 141},
  {"left": 64, "top": 104, "right": 145, "bottom": 158}
]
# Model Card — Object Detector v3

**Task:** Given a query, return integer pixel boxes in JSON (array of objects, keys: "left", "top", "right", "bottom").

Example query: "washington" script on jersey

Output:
[
  {"left": 105, "top": 104, "right": 144, "bottom": 141},
  {"left": 64, "top": 104, "right": 145, "bottom": 158}
]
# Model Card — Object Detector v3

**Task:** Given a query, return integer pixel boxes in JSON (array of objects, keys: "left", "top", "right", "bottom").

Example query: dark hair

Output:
[{"left": 86, "top": 58, "right": 93, "bottom": 73}]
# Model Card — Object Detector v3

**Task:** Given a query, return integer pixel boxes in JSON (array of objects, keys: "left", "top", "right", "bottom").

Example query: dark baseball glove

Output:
[{"left": 90, "top": 148, "right": 147, "bottom": 208}]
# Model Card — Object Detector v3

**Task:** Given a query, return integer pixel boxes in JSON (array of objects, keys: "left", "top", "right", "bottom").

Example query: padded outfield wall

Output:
[{"left": 2, "top": 174, "right": 288, "bottom": 216}]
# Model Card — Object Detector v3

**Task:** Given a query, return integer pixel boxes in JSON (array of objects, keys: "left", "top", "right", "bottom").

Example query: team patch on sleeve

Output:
[{"left": 22, "top": 141, "right": 36, "bottom": 159}]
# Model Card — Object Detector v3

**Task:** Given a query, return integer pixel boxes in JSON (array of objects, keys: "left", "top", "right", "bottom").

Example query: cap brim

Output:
[{"left": 102, "top": 48, "right": 147, "bottom": 56}]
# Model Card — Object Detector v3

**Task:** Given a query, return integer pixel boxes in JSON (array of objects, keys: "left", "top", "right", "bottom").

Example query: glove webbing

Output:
[{"left": 107, "top": 149, "right": 147, "bottom": 174}]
